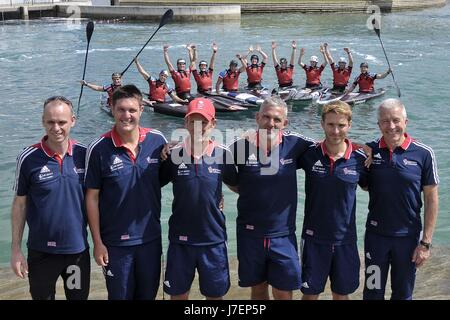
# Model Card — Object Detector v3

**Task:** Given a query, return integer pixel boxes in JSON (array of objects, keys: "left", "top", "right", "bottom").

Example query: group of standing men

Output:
[{"left": 11, "top": 83, "right": 438, "bottom": 300}]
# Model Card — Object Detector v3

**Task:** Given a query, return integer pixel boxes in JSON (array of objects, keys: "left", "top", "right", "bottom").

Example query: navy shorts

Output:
[
  {"left": 103, "top": 239, "right": 162, "bottom": 300},
  {"left": 300, "top": 239, "right": 360, "bottom": 295},
  {"left": 363, "top": 232, "right": 418, "bottom": 300},
  {"left": 237, "top": 234, "right": 302, "bottom": 291},
  {"left": 163, "top": 242, "right": 230, "bottom": 298}
]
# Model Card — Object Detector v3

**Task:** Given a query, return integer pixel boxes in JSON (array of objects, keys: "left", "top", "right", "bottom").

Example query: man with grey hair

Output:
[
  {"left": 228, "top": 95, "right": 315, "bottom": 300},
  {"left": 11, "top": 96, "right": 90, "bottom": 299},
  {"left": 361, "top": 98, "right": 439, "bottom": 300}
]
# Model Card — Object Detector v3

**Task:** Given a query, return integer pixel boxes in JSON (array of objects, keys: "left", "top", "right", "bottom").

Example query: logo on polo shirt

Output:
[
  {"left": 177, "top": 162, "right": 190, "bottom": 176},
  {"left": 120, "top": 234, "right": 130, "bottom": 240},
  {"left": 146, "top": 156, "right": 159, "bottom": 164},
  {"left": 370, "top": 220, "right": 378, "bottom": 227},
  {"left": 178, "top": 162, "right": 187, "bottom": 169},
  {"left": 403, "top": 158, "right": 418, "bottom": 166},
  {"left": 343, "top": 167, "right": 357, "bottom": 175},
  {"left": 302, "top": 282, "right": 310, "bottom": 289},
  {"left": 245, "top": 153, "right": 259, "bottom": 166},
  {"left": 305, "top": 229, "right": 314, "bottom": 236},
  {"left": 179, "top": 235, "right": 188, "bottom": 241},
  {"left": 208, "top": 166, "right": 221, "bottom": 174},
  {"left": 110, "top": 156, "right": 124, "bottom": 172},
  {"left": 39, "top": 165, "right": 54, "bottom": 180},
  {"left": 312, "top": 160, "right": 326, "bottom": 173},
  {"left": 372, "top": 153, "right": 383, "bottom": 165},
  {"left": 280, "top": 158, "right": 293, "bottom": 165}
]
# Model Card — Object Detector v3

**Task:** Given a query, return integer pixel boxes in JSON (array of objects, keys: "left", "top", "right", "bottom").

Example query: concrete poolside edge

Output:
[{"left": 1, "top": 1, "right": 447, "bottom": 21}]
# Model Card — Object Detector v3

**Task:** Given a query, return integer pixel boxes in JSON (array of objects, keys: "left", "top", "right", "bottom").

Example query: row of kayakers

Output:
[{"left": 80, "top": 42, "right": 392, "bottom": 108}]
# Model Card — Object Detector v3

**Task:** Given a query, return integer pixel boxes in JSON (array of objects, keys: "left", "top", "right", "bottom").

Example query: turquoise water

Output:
[{"left": 1, "top": 6, "right": 449, "bottom": 265}]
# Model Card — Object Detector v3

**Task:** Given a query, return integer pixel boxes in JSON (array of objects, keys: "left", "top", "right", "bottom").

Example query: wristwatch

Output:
[{"left": 419, "top": 240, "right": 432, "bottom": 250}]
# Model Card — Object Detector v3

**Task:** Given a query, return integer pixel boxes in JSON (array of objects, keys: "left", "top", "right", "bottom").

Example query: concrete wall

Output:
[
  {"left": 55, "top": 4, "right": 241, "bottom": 21},
  {"left": 118, "top": 0, "right": 447, "bottom": 13},
  {"left": 0, "top": 0, "right": 91, "bottom": 7}
]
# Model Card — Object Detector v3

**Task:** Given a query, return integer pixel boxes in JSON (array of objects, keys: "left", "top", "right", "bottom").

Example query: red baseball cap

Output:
[{"left": 185, "top": 98, "right": 215, "bottom": 121}]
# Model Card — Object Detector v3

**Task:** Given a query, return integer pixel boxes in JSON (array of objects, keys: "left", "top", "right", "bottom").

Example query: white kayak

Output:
[
  {"left": 277, "top": 86, "right": 329, "bottom": 102},
  {"left": 316, "top": 88, "right": 386, "bottom": 105},
  {"left": 220, "top": 91, "right": 264, "bottom": 105}
]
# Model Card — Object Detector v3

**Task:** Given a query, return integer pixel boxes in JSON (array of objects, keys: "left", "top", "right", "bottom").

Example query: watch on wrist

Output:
[{"left": 420, "top": 240, "right": 432, "bottom": 250}]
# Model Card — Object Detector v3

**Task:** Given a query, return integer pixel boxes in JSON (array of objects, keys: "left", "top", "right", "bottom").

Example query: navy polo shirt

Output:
[
  {"left": 160, "top": 139, "right": 238, "bottom": 245},
  {"left": 14, "top": 137, "right": 88, "bottom": 254},
  {"left": 85, "top": 127, "right": 167, "bottom": 246},
  {"left": 298, "top": 140, "right": 368, "bottom": 244},
  {"left": 362, "top": 134, "right": 439, "bottom": 237},
  {"left": 229, "top": 131, "right": 315, "bottom": 238}
]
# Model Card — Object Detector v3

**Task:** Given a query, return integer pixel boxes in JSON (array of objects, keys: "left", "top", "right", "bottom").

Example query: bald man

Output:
[{"left": 11, "top": 96, "right": 90, "bottom": 300}]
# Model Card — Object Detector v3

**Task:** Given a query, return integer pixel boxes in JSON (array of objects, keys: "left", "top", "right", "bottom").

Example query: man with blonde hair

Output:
[{"left": 298, "top": 100, "right": 368, "bottom": 300}]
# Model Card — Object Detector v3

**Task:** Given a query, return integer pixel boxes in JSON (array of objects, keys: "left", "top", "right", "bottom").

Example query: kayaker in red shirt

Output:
[
  {"left": 272, "top": 40, "right": 297, "bottom": 88},
  {"left": 298, "top": 45, "right": 328, "bottom": 89}
]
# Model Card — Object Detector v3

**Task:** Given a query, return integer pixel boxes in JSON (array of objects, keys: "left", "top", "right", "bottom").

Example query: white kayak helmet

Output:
[
  {"left": 160, "top": 70, "right": 169, "bottom": 77},
  {"left": 310, "top": 55, "right": 319, "bottom": 63},
  {"left": 338, "top": 57, "right": 347, "bottom": 64}
]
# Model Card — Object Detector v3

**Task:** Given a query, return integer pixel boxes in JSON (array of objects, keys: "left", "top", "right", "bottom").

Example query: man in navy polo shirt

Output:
[
  {"left": 362, "top": 99, "right": 439, "bottom": 300},
  {"left": 11, "top": 96, "right": 90, "bottom": 300},
  {"left": 85, "top": 85, "right": 167, "bottom": 300},
  {"left": 160, "top": 98, "right": 237, "bottom": 300},
  {"left": 229, "top": 96, "right": 315, "bottom": 300},
  {"left": 298, "top": 101, "right": 367, "bottom": 300}
]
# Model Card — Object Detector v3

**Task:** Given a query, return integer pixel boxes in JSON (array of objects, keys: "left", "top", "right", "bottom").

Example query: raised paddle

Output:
[
  {"left": 373, "top": 19, "right": 401, "bottom": 97},
  {"left": 121, "top": 9, "right": 174, "bottom": 76},
  {"left": 76, "top": 20, "right": 95, "bottom": 117}
]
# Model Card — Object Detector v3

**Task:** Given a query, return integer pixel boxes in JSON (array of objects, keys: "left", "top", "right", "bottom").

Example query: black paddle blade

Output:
[
  {"left": 86, "top": 21, "right": 94, "bottom": 42},
  {"left": 372, "top": 18, "right": 381, "bottom": 37},
  {"left": 159, "top": 9, "right": 174, "bottom": 28}
]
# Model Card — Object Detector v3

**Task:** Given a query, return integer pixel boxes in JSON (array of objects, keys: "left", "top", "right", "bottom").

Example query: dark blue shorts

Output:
[
  {"left": 163, "top": 242, "right": 230, "bottom": 298},
  {"left": 103, "top": 239, "right": 162, "bottom": 300},
  {"left": 300, "top": 239, "right": 360, "bottom": 295},
  {"left": 237, "top": 234, "right": 302, "bottom": 291},
  {"left": 363, "top": 232, "right": 418, "bottom": 300}
]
